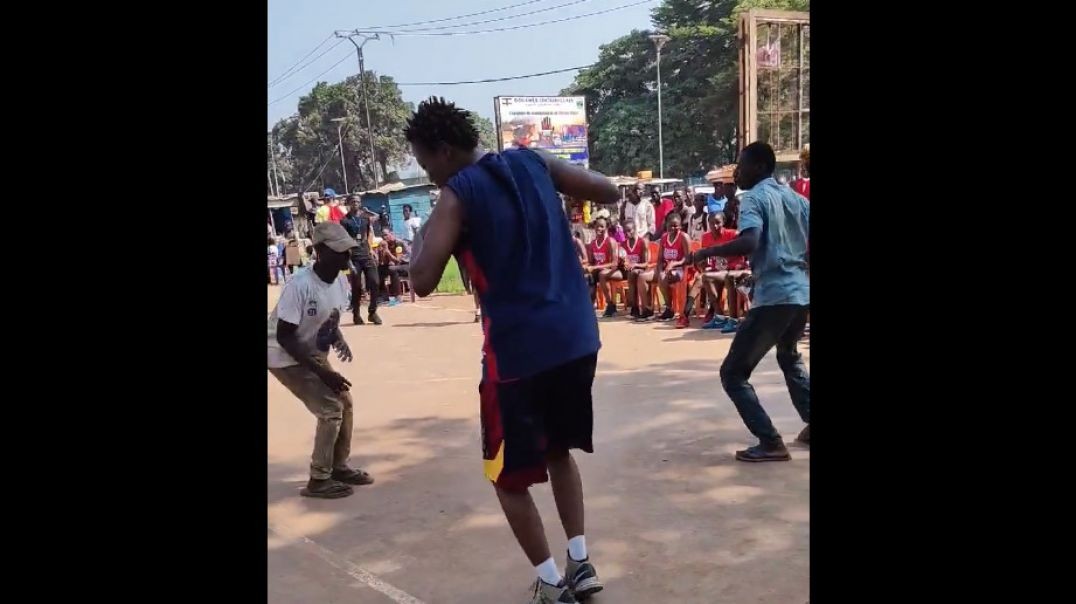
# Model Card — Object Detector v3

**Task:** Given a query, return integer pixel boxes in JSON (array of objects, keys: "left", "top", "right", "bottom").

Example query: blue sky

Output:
[{"left": 267, "top": 0, "right": 659, "bottom": 129}]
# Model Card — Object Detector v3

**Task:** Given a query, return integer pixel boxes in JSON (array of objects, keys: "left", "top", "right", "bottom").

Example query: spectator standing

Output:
[
  {"left": 402, "top": 204, "right": 423, "bottom": 242},
  {"left": 793, "top": 146, "right": 810, "bottom": 200},
  {"left": 339, "top": 195, "right": 384, "bottom": 325},
  {"left": 620, "top": 188, "right": 656, "bottom": 240},
  {"left": 652, "top": 190, "right": 675, "bottom": 238}
]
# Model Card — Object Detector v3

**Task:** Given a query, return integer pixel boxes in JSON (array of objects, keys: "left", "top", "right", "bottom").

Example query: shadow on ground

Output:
[{"left": 268, "top": 347, "right": 809, "bottom": 603}]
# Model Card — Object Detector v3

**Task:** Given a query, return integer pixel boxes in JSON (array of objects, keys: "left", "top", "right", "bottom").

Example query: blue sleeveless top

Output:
[{"left": 447, "top": 149, "right": 600, "bottom": 381}]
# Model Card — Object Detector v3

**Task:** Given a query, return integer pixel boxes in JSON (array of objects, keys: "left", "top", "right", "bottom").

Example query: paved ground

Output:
[{"left": 268, "top": 290, "right": 809, "bottom": 603}]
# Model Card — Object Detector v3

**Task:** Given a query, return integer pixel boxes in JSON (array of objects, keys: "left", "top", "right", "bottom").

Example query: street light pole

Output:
[
  {"left": 331, "top": 117, "right": 348, "bottom": 194},
  {"left": 336, "top": 31, "right": 381, "bottom": 188},
  {"left": 649, "top": 33, "right": 670, "bottom": 179}
]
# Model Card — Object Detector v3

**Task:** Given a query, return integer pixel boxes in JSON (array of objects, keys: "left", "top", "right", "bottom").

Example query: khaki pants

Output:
[{"left": 269, "top": 364, "right": 353, "bottom": 480}]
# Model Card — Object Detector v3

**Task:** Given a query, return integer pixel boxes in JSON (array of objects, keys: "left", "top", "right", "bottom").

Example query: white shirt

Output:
[
  {"left": 403, "top": 216, "right": 422, "bottom": 241},
  {"left": 623, "top": 199, "right": 656, "bottom": 237},
  {"left": 267, "top": 267, "right": 350, "bottom": 368}
]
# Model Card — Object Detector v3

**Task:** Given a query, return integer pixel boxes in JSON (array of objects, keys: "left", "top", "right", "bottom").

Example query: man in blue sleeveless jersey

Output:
[{"left": 406, "top": 97, "right": 619, "bottom": 604}]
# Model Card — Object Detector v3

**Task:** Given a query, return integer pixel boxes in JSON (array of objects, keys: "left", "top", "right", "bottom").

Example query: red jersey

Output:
[
  {"left": 793, "top": 178, "right": 810, "bottom": 201},
  {"left": 622, "top": 237, "right": 645, "bottom": 266},
  {"left": 661, "top": 231, "right": 686, "bottom": 264},
  {"left": 588, "top": 235, "right": 613, "bottom": 265},
  {"left": 701, "top": 229, "right": 747, "bottom": 270}
]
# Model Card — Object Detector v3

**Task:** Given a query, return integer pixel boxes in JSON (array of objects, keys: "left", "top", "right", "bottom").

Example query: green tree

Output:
[
  {"left": 472, "top": 114, "right": 498, "bottom": 151},
  {"left": 563, "top": 0, "right": 807, "bottom": 177},
  {"left": 271, "top": 71, "right": 415, "bottom": 195}
]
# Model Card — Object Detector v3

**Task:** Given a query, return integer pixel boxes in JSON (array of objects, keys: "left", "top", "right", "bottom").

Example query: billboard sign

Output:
[{"left": 494, "top": 96, "right": 589, "bottom": 167}]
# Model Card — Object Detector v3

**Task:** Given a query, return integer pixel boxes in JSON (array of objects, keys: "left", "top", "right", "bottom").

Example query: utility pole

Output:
[
  {"left": 649, "top": 33, "right": 670, "bottom": 179},
  {"left": 268, "top": 131, "right": 281, "bottom": 196},
  {"left": 335, "top": 31, "right": 381, "bottom": 188},
  {"left": 331, "top": 117, "right": 349, "bottom": 194}
]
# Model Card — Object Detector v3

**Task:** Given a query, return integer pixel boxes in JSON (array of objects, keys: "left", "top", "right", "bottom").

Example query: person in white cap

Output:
[{"left": 267, "top": 222, "right": 374, "bottom": 498}]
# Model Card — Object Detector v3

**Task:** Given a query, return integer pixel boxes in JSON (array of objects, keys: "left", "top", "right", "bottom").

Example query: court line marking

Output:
[{"left": 269, "top": 525, "right": 427, "bottom": 604}]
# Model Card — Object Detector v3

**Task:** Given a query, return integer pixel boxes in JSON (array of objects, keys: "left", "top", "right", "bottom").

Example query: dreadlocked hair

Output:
[{"left": 404, "top": 96, "right": 479, "bottom": 152}]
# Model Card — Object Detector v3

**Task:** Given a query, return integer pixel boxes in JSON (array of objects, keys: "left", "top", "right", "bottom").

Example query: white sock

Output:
[
  {"left": 535, "top": 557, "right": 562, "bottom": 586},
  {"left": 567, "top": 535, "right": 587, "bottom": 562}
]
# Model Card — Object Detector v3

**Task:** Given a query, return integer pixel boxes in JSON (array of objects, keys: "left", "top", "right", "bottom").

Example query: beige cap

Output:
[{"left": 311, "top": 222, "right": 358, "bottom": 253}]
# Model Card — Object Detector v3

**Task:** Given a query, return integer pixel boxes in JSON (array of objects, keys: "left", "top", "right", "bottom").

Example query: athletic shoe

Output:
[
  {"left": 675, "top": 314, "right": 691, "bottom": 329},
  {"left": 796, "top": 425, "right": 809, "bottom": 446},
  {"left": 388, "top": 297, "right": 400, "bottom": 307},
  {"left": 735, "top": 441, "right": 792, "bottom": 462},
  {"left": 528, "top": 578, "right": 577, "bottom": 604},
  {"left": 352, "top": 311, "right": 365, "bottom": 326},
  {"left": 634, "top": 308, "right": 655, "bottom": 322},
  {"left": 629, "top": 305, "right": 641, "bottom": 319},
  {"left": 721, "top": 319, "right": 740, "bottom": 333},
  {"left": 368, "top": 313, "right": 383, "bottom": 326},
  {"left": 565, "top": 555, "right": 604, "bottom": 600},
  {"left": 701, "top": 316, "right": 727, "bottom": 330},
  {"left": 602, "top": 304, "right": 617, "bottom": 318},
  {"left": 657, "top": 307, "right": 675, "bottom": 322}
]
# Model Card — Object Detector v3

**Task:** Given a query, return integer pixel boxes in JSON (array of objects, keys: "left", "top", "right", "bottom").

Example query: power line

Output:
[
  {"left": 268, "top": 38, "right": 346, "bottom": 89},
  {"left": 351, "top": 0, "right": 656, "bottom": 36},
  {"left": 385, "top": 0, "right": 593, "bottom": 33},
  {"left": 268, "top": 34, "right": 333, "bottom": 87},
  {"left": 267, "top": 50, "right": 353, "bottom": 106},
  {"left": 368, "top": 0, "right": 553, "bottom": 28},
  {"left": 397, "top": 65, "right": 591, "bottom": 86}
]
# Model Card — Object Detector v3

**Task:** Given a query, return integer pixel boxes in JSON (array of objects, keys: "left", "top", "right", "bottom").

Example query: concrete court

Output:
[{"left": 268, "top": 289, "right": 809, "bottom": 604}]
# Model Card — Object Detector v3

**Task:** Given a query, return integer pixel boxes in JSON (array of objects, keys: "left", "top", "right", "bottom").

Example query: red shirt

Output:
[
  {"left": 655, "top": 198, "right": 676, "bottom": 232},
  {"left": 588, "top": 235, "right": 613, "bottom": 266},
  {"left": 328, "top": 204, "right": 346, "bottom": 223},
  {"left": 701, "top": 229, "right": 747, "bottom": 270},
  {"left": 793, "top": 178, "right": 810, "bottom": 201}
]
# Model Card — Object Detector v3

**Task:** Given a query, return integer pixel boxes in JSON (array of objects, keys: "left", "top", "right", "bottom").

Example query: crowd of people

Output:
[
  {"left": 268, "top": 190, "right": 420, "bottom": 325},
  {"left": 571, "top": 150, "right": 809, "bottom": 336},
  {"left": 267, "top": 94, "right": 810, "bottom": 604}
]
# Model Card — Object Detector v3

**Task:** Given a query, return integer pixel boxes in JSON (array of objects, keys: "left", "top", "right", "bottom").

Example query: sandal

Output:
[
  {"left": 300, "top": 479, "right": 353, "bottom": 499},
  {"left": 331, "top": 467, "right": 375, "bottom": 486}
]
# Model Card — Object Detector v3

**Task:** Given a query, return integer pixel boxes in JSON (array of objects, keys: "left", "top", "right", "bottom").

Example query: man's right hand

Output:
[{"left": 319, "top": 370, "right": 352, "bottom": 393}]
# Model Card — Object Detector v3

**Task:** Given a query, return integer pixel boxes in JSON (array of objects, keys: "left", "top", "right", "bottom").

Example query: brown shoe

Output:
[
  {"left": 796, "top": 425, "right": 809, "bottom": 446},
  {"left": 331, "top": 467, "right": 375, "bottom": 486},
  {"left": 300, "top": 478, "right": 353, "bottom": 499}
]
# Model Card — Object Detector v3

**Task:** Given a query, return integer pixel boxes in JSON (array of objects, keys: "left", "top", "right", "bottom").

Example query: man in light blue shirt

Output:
[{"left": 687, "top": 142, "right": 810, "bottom": 462}]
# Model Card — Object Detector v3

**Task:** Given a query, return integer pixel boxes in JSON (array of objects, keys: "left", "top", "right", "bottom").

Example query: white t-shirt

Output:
[
  {"left": 267, "top": 267, "right": 350, "bottom": 368},
  {"left": 404, "top": 216, "right": 422, "bottom": 241},
  {"left": 623, "top": 199, "right": 656, "bottom": 237},
  {"left": 267, "top": 245, "right": 280, "bottom": 268}
]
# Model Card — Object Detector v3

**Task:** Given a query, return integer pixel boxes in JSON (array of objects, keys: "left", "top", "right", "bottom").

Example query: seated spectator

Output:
[
  {"left": 636, "top": 213, "right": 690, "bottom": 322},
  {"left": 377, "top": 229, "right": 410, "bottom": 305},
  {"left": 680, "top": 212, "right": 748, "bottom": 328},
  {"left": 619, "top": 221, "right": 649, "bottom": 318},
  {"left": 586, "top": 216, "right": 622, "bottom": 317}
]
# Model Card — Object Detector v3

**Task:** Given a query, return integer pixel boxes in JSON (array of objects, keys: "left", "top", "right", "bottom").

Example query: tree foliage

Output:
[
  {"left": 270, "top": 71, "right": 415, "bottom": 195},
  {"left": 563, "top": 0, "right": 808, "bottom": 177}
]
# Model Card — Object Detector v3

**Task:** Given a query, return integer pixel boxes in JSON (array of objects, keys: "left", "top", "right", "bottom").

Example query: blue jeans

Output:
[{"left": 719, "top": 304, "right": 810, "bottom": 445}]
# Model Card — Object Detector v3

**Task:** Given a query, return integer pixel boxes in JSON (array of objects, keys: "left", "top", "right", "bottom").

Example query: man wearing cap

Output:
[
  {"left": 268, "top": 222, "right": 375, "bottom": 499},
  {"left": 340, "top": 194, "right": 384, "bottom": 325}
]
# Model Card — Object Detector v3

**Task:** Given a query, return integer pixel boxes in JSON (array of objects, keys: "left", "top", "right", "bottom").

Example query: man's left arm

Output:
[{"left": 410, "top": 187, "right": 464, "bottom": 297}]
